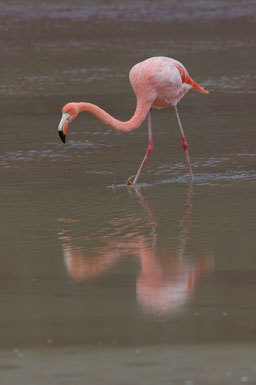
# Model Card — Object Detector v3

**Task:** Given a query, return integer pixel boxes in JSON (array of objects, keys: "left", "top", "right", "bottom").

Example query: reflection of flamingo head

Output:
[{"left": 64, "top": 252, "right": 85, "bottom": 281}]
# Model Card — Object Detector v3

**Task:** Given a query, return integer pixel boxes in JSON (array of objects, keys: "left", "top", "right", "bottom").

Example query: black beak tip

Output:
[{"left": 59, "top": 131, "right": 66, "bottom": 144}]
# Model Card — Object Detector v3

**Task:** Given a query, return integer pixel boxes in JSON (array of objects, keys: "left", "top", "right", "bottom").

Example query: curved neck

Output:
[{"left": 76, "top": 98, "right": 152, "bottom": 133}]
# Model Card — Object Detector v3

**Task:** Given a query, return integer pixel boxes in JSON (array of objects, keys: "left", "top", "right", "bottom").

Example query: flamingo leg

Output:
[
  {"left": 130, "top": 108, "right": 153, "bottom": 185},
  {"left": 174, "top": 105, "right": 194, "bottom": 180}
]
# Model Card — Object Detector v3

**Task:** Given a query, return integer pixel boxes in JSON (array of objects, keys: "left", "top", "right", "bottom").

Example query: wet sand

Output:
[{"left": 2, "top": 344, "right": 256, "bottom": 385}]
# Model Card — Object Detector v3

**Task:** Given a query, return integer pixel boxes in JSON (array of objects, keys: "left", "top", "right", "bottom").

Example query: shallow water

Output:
[{"left": 1, "top": 0, "right": 256, "bottom": 384}]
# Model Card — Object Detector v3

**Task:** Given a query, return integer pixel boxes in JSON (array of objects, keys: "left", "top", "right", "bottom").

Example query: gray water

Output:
[{"left": 0, "top": 1, "right": 256, "bottom": 384}]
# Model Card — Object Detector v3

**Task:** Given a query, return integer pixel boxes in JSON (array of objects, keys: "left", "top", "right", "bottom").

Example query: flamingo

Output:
[{"left": 58, "top": 57, "right": 208, "bottom": 184}]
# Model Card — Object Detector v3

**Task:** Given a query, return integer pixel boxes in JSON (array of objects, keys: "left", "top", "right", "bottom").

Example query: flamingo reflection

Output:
[{"left": 58, "top": 184, "right": 213, "bottom": 317}]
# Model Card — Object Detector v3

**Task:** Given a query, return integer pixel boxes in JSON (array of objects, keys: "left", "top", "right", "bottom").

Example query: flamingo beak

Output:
[{"left": 58, "top": 112, "right": 71, "bottom": 143}]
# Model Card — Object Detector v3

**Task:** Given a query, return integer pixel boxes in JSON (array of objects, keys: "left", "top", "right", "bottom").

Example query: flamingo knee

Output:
[
  {"left": 182, "top": 136, "right": 188, "bottom": 151},
  {"left": 146, "top": 140, "right": 154, "bottom": 156}
]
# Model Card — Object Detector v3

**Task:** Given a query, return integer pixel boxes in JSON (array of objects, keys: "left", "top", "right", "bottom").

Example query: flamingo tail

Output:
[{"left": 176, "top": 64, "right": 209, "bottom": 94}]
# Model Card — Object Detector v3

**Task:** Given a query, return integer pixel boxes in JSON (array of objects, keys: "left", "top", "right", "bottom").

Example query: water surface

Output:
[{"left": 0, "top": 1, "right": 256, "bottom": 384}]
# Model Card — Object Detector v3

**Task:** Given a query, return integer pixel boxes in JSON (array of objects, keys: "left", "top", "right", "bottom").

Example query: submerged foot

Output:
[{"left": 126, "top": 175, "right": 135, "bottom": 185}]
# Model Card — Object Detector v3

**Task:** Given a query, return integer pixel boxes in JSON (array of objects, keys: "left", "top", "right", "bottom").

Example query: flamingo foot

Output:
[{"left": 126, "top": 175, "right": 135, "bottom": 185}]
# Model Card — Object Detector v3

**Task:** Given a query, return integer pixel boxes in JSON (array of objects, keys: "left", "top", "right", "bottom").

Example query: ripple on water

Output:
[
  {"left": 203, "top": 74, "right": 256, "bottom": 94},
  {"left": 0, "top": 140, "right": 107, "bottom": 168},
  {"left": 1, "top": 1, "right": 255, "bottom": 22},
  {"left": 154, "top": 155, "right": 256, "bottom": 185},
  {"left": 1, "top": 147, "right": 255, "bottom": 185},
  {"left": 0, "top": 68, "right": 127, "bottom": 97}
]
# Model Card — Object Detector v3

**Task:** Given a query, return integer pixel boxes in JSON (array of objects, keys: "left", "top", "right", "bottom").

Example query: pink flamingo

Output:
[{"left": 58, "top": 57, "right": 208, "bottom": 184}]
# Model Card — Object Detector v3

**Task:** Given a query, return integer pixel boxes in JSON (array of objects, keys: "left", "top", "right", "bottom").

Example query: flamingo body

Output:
[
  {"left": 129, "top": 57, "right": 206, "bottom": 109},
  {"left": 58, "top": 56, "right": 208, "bottom": 183}
]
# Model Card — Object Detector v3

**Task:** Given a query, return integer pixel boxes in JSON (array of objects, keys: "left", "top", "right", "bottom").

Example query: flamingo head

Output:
[{"left": 58, "top": 102, "right": 79, "bottom": 143}]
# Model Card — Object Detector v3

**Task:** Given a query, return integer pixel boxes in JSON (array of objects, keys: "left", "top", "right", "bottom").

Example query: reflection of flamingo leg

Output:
[
  {"left": 133, "top": 186, "right": 158, "bottom": 252},
  {"left": 178, "top": 180, "right": 193, "bottom": 259}
]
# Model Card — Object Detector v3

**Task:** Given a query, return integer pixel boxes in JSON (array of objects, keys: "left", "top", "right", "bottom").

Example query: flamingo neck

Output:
[{"left": 76, "top": 99, "right": 152, "bottom": 133}]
